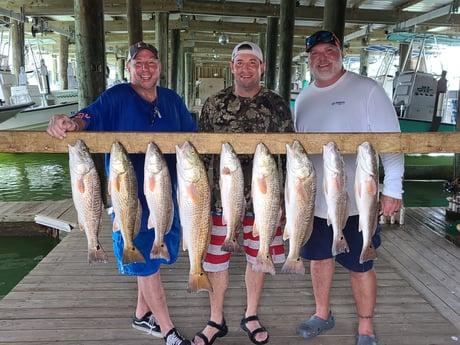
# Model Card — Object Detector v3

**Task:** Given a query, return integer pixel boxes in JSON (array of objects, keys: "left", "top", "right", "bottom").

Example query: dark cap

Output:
[
  {"left": 305, "top": 30, "right": 341, "bottom": 53},
  {"left": 128, "top": 41, "right": 159, "bottom": 60}
]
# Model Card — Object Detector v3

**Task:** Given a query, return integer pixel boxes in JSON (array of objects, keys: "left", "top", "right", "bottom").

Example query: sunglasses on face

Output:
[{"left": 306, "top": 31, "right": 340, "bottom": 52}]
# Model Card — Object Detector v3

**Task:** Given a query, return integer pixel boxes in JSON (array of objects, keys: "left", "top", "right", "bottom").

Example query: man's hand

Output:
[
  {"left": 46, "top": 114, "right": 79, "bottom": 139},
  {"left": 380, "top": 195, "right": 402, "bottom": 217}
]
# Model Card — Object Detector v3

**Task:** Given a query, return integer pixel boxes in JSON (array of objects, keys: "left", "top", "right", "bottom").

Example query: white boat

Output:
[
  {"left": 0, "top": 101, "right": 78, "bottom": 130},
  {"left": 0, "top": 101, "right": 36, "bottom": 124},
  {"left": 0, "top": 80, "right": 79, "bottom": 131}
]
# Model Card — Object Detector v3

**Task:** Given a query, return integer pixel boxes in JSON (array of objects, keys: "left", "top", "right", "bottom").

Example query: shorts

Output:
[
  {"left": 203, "top": 213, "right": 285, "bottom": 272},
  {"left": 300, "top": 215, "right": 381, "bottom": 272},
  {"left": 111, "top": 210, "right": 182, "bottom": 276}
]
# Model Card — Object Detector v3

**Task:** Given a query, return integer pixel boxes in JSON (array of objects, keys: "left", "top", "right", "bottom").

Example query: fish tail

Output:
[
  {"left": 331, "top": 237, "right": 350, "bottom": 256},
  {"left": 150, "top": 242, "right": 171, "bottom": 261},
  {"left": 187, "top": 272, "right": 213, "bottom": 293},
  {"left": 281, "top": 257, "right": 305, "bottom": 275},
  {"left": 253, "top": 255, "right": 276, "bottom": 275},
  {"left": 122, "top": 245, "right": 146, "bottom": 265},
  {"left": 88, "top": 243, "right": 108, "bottom": 264},
  {"left": 359, "top": 244, "right": 377, "bottom": 264},
  {"left": 221, "top": 238, "right": 240, "bottom": 252}
]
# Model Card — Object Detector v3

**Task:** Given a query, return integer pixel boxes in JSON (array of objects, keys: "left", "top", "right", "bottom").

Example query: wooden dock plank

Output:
[{"left": 0, "top": 207, "right": 459, "bottom": 344}]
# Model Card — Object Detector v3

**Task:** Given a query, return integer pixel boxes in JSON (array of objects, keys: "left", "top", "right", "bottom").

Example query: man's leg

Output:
[{"left": 350, "top": 268, "right": 377, "bottom": 337}]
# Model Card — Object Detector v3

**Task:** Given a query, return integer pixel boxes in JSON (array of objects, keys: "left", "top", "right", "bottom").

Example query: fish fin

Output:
[
  {"left": 187, "top": 271, "right": 213, "bottom": 293},
  {"left": 186, "top": 184, "right": 200, "bottom": 203},
  {"left": 281, "top": 257, "right": 305, "bottom": 275},
  {"left": 359, "top": 244, "right": 377, "bottom": 264},
  {"left": 221, "top": 238, "right": 240, "bottom": 252},
  {"left": 296, "top": 184, "right": 309, "bottom": 201},
  {"left": 147, "top": 215, "right": 155, "bottom": 229},
  {"left": 133, "top": 200, "right": 142, "bottom": 238},
  {"left": 76, "top": 177, "right": 85, "bottom": 194},
  {"left": 112, "top": 216, "right": 120, "bottom": 232},
  {"left": 122, "top": 245, "right": 146, "bottom": 265},
  {"left": 165, "top": 207, "right": 174, "bottom": 235},
  {"left": 283, "top": 224, "right": 290, "bottom": 241},
  {"left": 367, "top": 178, "right": 378, "bottom": 195},
  {"left": 331, "top": 234, "right": 350, "bottom": 256},
  {"left": 112, "top": 176, "right": 121, "bottom": 192},
  {"left": 88, "top": 242, "right": 108, "bottom": 264},
  {"left": 252, "top": 221, "right": 259, "bottom": 237},
  {"left": 257, "top": 176, "right": 268, "bottom": 194},
  {"left": 150, "top": 241, "right": 171, "bottom": 261},
  {"left": 146, "top": 175, "right": 156, "bottom": 193},
  {"left": 253, "top": 254, "right": 275, "bottom": 275}
]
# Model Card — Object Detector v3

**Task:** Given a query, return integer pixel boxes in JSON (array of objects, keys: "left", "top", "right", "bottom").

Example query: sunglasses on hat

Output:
[{"left": 306, "top": 31, "right": 341, "bottom": 52}]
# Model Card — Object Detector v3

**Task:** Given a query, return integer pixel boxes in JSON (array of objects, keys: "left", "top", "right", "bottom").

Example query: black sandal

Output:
[
  {"left": 195, "top": 319, "right": 228, "bottom": 345},
  {"left": 240, "top": 315, "right": 269, "bottom": 345}
]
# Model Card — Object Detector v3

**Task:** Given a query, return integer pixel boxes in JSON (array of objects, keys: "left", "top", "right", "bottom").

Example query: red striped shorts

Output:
[{"left": 202, "top": 213, "right": 285, "bottom": 272}]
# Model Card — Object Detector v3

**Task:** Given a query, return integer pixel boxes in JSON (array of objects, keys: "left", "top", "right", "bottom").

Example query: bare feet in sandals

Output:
[
  {"left": 194, "top": 319, "right": 228, "bottom": 345},
  {"left": 240, "top": 315, "right": 269, "bottom": 345}
]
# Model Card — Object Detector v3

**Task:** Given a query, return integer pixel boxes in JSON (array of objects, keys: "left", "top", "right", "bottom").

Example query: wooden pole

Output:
[{"left": 0, "top": 132, "right": 459, "bottom": 155}]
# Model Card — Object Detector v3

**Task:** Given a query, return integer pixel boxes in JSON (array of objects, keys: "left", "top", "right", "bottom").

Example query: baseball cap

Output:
[
  {"left": 305, "top": 30, "right": 341, "bottom": 52},
  {"left": 128, "top": 41, "right": 159, "bottom": 60},
  {"left": 231, "top": 41, "right": 264, "bottom": 62}
]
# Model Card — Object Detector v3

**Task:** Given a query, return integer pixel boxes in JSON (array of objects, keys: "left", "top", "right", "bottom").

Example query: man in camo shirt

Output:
[{"left": 194, "top": 41, "right": 294, "bottom": 345}]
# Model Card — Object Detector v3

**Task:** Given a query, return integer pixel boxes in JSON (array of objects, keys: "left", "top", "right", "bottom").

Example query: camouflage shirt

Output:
[{"left": 198, "top": 86, "right": 295, "bottom": 214}]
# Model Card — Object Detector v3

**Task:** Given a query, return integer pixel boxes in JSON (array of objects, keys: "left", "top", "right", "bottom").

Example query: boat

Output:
[
  {"left": 0, "top": 72, "right": 78, "bottom": 131},
  {"left": 0, "top": 101, "right": 78, "bottom": 131},
  {"left": 0, "top": 101, "right": 36, "bottom": 124},
  {"left": 0, "top": 71, "right": 38, "bottom": 124},
  {"left": 386, "top": 33, "right": 458, "bottom": 133}
]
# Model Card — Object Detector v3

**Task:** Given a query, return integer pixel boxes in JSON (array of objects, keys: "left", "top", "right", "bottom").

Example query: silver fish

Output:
[
  {"left": 251, "top": 142, "right": 282, "bottom": 275},
  {"left": 176, "top": 141, "right": 213, "bottom": 293},
  {"left": 219, "top": 142, "right": 245, "bottom": 252},
  {"left": 68, "top": 139, "right": 107, "bottom": 264},
  {"left": 323, "top": 141, "right": 350, "bottom": 256},
  {"left": 282, "top": 140, "right": 316, "bottom": 275},
  {"left": 355, "top": 141, "right": 379, "bottom": 264},
  {"left": 108, "top": 141, "right": 145, "bottom": 265},
  {"left": 144, "top": 142, "right": 173, "bottom": 261}
]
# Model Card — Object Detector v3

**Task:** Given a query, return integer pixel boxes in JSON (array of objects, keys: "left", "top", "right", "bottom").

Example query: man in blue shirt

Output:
[{"left": 47, "top": 41, "right": 197, "bottom": 345}]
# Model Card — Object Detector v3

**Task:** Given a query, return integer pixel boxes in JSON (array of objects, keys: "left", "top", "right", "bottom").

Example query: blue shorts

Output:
[
  {"left": 300, "top": 215, "right": 381, "bottom": 272},
  {"left": 111, "top": 210, "right": 182, "bottom": 276}
]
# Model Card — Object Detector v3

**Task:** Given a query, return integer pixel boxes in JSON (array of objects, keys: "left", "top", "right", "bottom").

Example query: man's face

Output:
[
  {"left": 126, "top": 49, "right": 161, "bottom": 88},
  {"left": 230, "top": 53, "right": 265, "bottom": 92},
  {"left": 308, "top": 43, "right": 343, "bottom": 86}
]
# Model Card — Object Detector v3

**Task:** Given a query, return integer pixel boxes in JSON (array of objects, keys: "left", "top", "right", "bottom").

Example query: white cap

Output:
[{"left": 231, "top": 41, "right": 264, "bottom": 62}]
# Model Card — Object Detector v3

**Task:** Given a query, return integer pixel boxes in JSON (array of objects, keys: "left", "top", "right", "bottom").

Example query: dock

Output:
[{"left": 0, "top": 203, "right": 459, "bottom": 345}]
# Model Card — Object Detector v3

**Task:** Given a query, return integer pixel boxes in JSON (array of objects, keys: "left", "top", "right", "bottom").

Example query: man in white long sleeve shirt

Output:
[{"left": 294, "top": 30, "right": 404, "bottom": 345}]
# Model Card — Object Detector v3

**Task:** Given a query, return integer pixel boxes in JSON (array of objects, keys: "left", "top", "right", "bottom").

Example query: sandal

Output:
[
  {"left": 356, "top": 334, "right": 377, "bottom": 345},
  {"left": 195, "top": 319, "right": 228, "bottom": 345},
  {"left": 296, "top": 312, "right": 335, "bottom": 339},
  {"left": 240, "top": 315, "right": 269, "bottom": 345}
]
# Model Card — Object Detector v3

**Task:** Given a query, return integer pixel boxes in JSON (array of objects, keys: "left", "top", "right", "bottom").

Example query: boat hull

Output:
[
  {"left": 0, "top": 102, "right": 78, "bottom": 131},
  {"left": 0, "top": 102, "right": 36, "bottom": 124}
]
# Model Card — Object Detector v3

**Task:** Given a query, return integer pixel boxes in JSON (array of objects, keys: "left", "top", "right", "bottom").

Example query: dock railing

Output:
[{"left": 0, "top": 131, "right": 459, "bottom": 154}]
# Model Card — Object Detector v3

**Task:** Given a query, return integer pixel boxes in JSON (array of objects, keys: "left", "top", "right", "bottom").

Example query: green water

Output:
[
  {"left": 0, "top": 236, "right": 59, "bottom": 299},
  {"left": 0, "top": 153, "right": 71, "bottom": 201}
]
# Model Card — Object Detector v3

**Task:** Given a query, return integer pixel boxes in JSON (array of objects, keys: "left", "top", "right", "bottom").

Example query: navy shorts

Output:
[{"left": 300, "top": 215, "right": 381, "bottom": 272}]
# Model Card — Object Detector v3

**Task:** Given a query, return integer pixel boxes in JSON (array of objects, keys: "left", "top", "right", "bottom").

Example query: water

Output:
[
  {"left": 0, "top": 153, "right": 69, "bottom": 299},
  {"left": 0, "top": 236, "right": 60, "bottom": 299},
  {"left": 0, "top": 153, "right": 71, "bottom": 201}
]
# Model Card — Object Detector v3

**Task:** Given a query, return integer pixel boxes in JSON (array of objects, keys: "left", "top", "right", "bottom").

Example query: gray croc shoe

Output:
[
  {"left": 357, "top": 334, "right": 377, "bottom": 345},
  {"left": 296, "top": 313, "right": 335, "bottom": 339}
]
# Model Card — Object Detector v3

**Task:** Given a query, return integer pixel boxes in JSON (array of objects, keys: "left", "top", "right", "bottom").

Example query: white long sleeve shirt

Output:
[{"left": 295, "top": 71, "right": 404, "bottom": 219}]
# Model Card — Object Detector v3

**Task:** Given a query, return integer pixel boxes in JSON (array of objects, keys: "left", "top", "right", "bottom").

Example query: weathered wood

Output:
[
  {"left": 0, "top": 206, "right": 459, "bottom": 345},
  {"left": 1, "top": 131, "right": 460, "bottom": 154}
]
